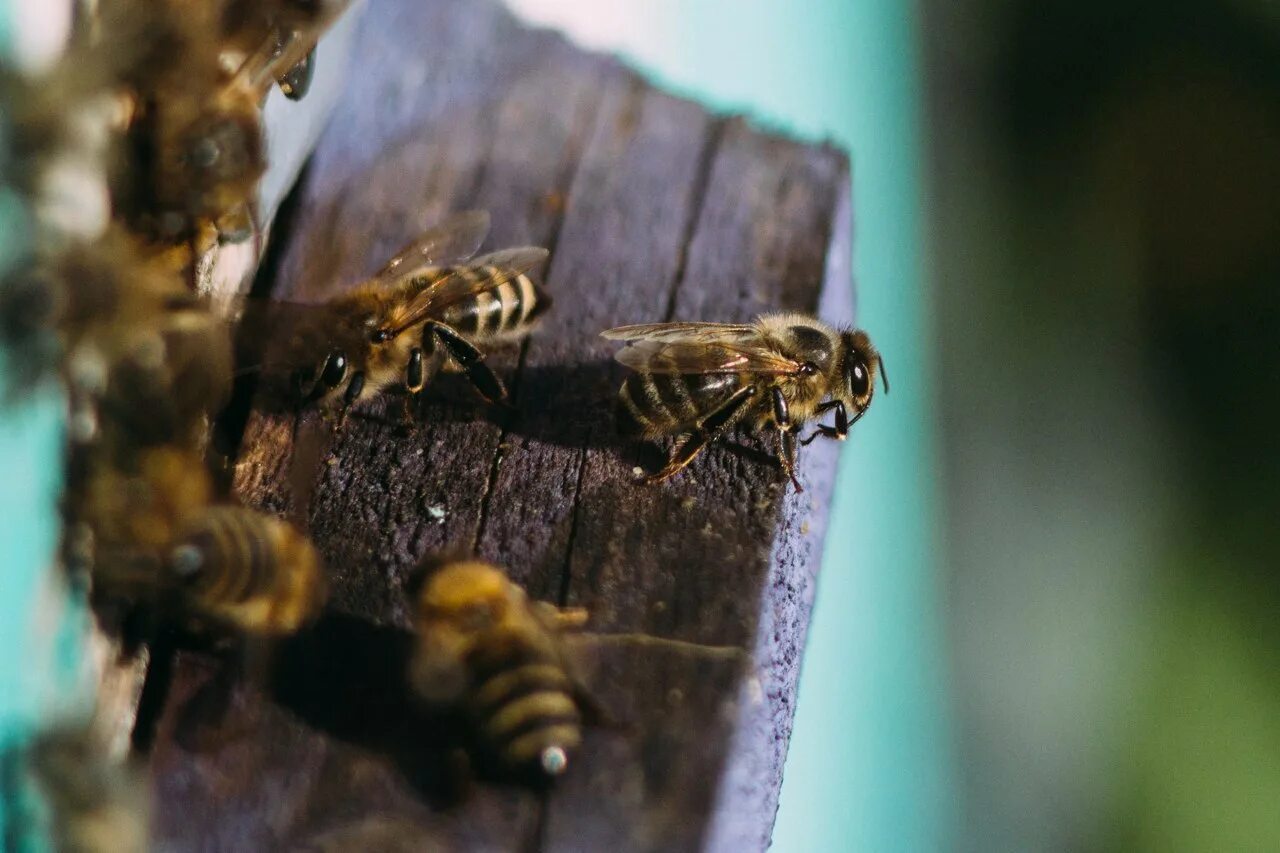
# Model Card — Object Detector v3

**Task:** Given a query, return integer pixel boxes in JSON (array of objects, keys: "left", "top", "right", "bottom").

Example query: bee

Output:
[
  {"left": 602, "top": 313, "right": 888, "bottom": 489},
  {"left": 80, "top": 448, "right": 326, "bottom": 637},
  {"left": 279, "top": 211, "right": 551, "bottom": 416},
  {"left": 169, "top": 505, "right": 327, "bottom": 636},
  {"left": 2, "top": 728, "right": 150, "bottom": 853},
  {"left": 53, "top": 229, "right": 233, "bottom": 451},
  {"left": 121, "top": 0, "right": 350, "bottom": 243},
  {"left": 409, "top": 559, "right": 591, "bottom": 784}
]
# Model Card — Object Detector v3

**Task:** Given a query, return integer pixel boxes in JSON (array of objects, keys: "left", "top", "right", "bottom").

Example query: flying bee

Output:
[
  {"left": 169, "top": 505, "right": 327, "bottom": 636},
  {"left": 277, "top": 211, "right": 551, "bottom": 417},
  {"left": 409, "top": 559, "right": 592, "bottom": 784},
  {"left": 603, "top": 313, "right": 888, "bottom": 490}
]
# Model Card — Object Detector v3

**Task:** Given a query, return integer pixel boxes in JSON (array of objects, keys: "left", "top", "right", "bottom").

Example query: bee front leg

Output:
[
  {"left": 401, "top": 347, "right": 426, "bottom": 425},
  {"left": 645, "top": 385, "right": 757, "bottom": 484},
  {"left": 799, "top": 400, "right": 851, "bottom": 446},
  {"left": 426, "top": 322, "right": 510, "bottom": 407},
  {"left": 771, "top": 388, "right": 803, "bottom": 492},
  {"left": 336, "top": 371, "right": 365, "bottom": 431}
]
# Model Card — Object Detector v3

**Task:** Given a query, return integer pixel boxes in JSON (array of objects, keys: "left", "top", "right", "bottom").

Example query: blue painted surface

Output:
[
  {"left": 509, "top": 2, "right": 954, "bottom": 849},
  {"left": 0, "top": 2, "right": 86, "bottom": 843}
]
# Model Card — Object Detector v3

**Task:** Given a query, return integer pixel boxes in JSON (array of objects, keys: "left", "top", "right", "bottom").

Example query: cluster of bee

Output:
[
  {"left": 3, "top": 0, "right": 888, "bottom": 839},
  {"left": 0, "top": 3, "right": 347, "bottom": 846}
]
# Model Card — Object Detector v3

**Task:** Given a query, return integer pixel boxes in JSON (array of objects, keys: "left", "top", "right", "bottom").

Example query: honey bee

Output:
[
  {"left": 81, "top": 448, "right": 326, "bottom": 636},
  {"left": 54, "top": 229, "right": 233, "bottom": 451},
  {"left": 120, "top": 0, "right": 350, "bottom": 243},
  {"left": 409, "top": 559, "right": 592, "bottom": 784},
  {"left": 603, "top": 313, "right": 888, "bottom": 489},
  {"left": 279, "top": 211, "right": 551, "bottom": 416},
  {"left": 169, "top": 505, "right": 327, "bottom": 636}
]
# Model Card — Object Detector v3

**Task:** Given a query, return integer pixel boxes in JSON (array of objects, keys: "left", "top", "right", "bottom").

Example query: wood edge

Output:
[{"left": 705, "top": 164, "right": 853, "bottom": 852}]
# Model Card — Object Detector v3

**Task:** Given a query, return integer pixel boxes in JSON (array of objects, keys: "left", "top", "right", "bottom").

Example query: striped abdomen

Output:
[
  {"left": 172, "top": 507, "right": 325, "bottom": 634},
  {"left": 466, "top": 633, "right": 582, "bottom": 780},
  {"left": 616, "top": 371, "right": 748, "bottom": 437},
  {"left": 437, "top": 265, "right": 549, "bottom": 341}
]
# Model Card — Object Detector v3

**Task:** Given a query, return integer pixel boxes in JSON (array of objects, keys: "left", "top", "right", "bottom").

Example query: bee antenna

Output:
[{"left": 877, "top": 355, "right": 889, "bottom": 395}]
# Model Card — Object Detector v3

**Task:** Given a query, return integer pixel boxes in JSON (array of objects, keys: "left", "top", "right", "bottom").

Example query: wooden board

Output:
[{"left": 144, "top": 1, "right": 852, "bottom": 850}]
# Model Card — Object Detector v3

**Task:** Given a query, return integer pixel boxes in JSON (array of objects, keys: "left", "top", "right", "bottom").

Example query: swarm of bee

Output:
[{"left": 2, "top": 0, "right": 888, "bottom": 841}]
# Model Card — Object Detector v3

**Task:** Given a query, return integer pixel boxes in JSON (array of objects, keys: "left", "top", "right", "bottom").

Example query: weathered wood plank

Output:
[{"left": 145, "top": 1, "right": 853, "bottom": 850}]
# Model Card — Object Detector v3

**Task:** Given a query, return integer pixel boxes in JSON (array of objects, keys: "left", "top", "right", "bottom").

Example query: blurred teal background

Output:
[{"left": 508, "top": 2, "right": 950, "bottom": 851}]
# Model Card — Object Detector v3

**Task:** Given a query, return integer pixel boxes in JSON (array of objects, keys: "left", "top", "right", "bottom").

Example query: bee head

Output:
[
  {"left": 411, "top": 560, "right": 525, "bottom": 703},
  {"left": 839, "top": 330, "right": 887, "bottom": 416}
]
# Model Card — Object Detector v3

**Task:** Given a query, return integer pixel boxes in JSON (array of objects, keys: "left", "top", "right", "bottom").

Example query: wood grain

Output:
[{"left": 145, "top": 1, "right": 853, "bottom": 850}]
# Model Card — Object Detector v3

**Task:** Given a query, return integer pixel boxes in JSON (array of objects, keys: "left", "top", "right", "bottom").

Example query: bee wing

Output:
[
  {"left": 379, "top": 246, "right": 550, "bottom": 337},
  {"left": 367, "top": 211, "right": 493, "bottom": 284},
  {"left": 600, "top": 322, "right": 757, "bottom": 343},
  {"left": 604, "top": 323, "right": 805, "bottom": 375},
  {"left": 236, "top": 2, "right": 353, "bottom": 96}
]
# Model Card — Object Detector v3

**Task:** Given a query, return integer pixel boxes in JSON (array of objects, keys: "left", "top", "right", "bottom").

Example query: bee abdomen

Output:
[
  {"left": 471, "top": 662, "right": 582, "bottom": 776},
  {"left": 617, "top": 372, "right": 740, "bottom": 436},
  {"left": 176, "top": 507, "right": 272, "bottom": 604},
  {"left": 439, "top": 266, "right": 548, "bottom": 339},
  {"left": 172, "top": 507, "right": 325, "bottom": 634}
]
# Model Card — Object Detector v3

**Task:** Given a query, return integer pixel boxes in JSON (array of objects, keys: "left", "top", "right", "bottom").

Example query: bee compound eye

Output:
[
  {"left": 849, "top": 359, "right": 870, "bottom": 397},
  {"left": 320, "top": 351, "right": 347, "bottom": 388}
]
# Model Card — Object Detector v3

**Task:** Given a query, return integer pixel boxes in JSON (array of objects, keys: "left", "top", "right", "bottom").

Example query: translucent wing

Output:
[
  {"left": 601, "top": 322, "right": 757, "bottom": 343},
  {"left": 238, "top": 2, "right": 353, "bottom": 96},
  {"left": 378, "top": 246, "right": 550, "bottom": 338},
  {"left": 603, "top": 323, "right": 805, "bottom": 375},
  {"left": 368, "top": 211, "right": 492, "bottom": 284}
]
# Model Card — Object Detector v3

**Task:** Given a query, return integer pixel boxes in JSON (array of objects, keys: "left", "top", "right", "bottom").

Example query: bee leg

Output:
[
  {"left": 535, "top": 601, "right": 589, "bottom": 630},
  {"left": 644, "top": 385, "right": 757, "bottom": 484},
  {"left": 426, "top": 322, "right": 509, "bottom": 405},
  {"left": 771, "top": 388, "right": 803, "bottom": 492},
  {"left": 778, "top": 429, "right": 802, "bottom": 492},
  {"left": 336, "top": 371, "right": 365, "bottom": 430},
  {"left": 401, "top": 347, "right": 425, "bottom": 425},
  {"left": 799, "top": 400, "right": 851, "bottom": 446}
]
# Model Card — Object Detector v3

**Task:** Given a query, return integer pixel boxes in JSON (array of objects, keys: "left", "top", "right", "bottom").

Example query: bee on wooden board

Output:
[
  {"left": 277, "top": 211, "right": 551, "bottom": 419},
  {"left": 54, "top": 228, "right": 234, "bottom": 451},
  {"left": 116, "top": 0, "right": 349, "bottom": 243},
  {"left": 603, "top": 314, "right": 888, "bottom": 490},
  {"left": 82, "top": 447, "right": 326, "bottom": 637},
  {"left": 169, "top": 505, "right": 328, "bottom": 636},
  {"left": 409, "top": 559, "right": 593, "bottom": 784}
]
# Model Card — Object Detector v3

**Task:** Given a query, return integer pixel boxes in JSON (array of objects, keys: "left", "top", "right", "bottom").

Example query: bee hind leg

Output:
[
  {"left": 771, "top": 388, "right": 803, "bottom": 492},
  {"left": 335, "top": 371, "right": 365, "bottom": 431},
  {"left": 643, "top": 385, "right": 757, "bottom": 484},
  {"left": 400, "top": 347, "right": 426, "bottom": 425},
  {"left": 426, "top": 322, "right": 510, "bottom": 407}
]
